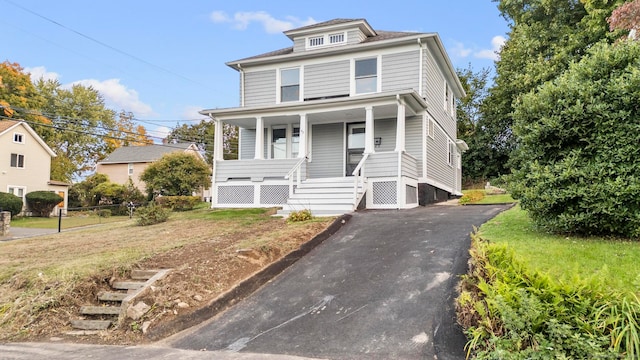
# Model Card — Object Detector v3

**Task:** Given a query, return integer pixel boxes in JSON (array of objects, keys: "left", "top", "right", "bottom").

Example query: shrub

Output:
[
  {"left": 287, "top": 209, "right": 312, "bottom": 223},
  {"left": 0, "top": 192, "right": 23, "bottom": 217},
  {"left": 154, "top": 196, "right": 200, "bottom": 211},
  {"left": 25, "top": 191, "right": 63, "bottom": 217},
  {"left": 136, "top": 203, "right": 170, "bottom": 226},
  {"left": 97, "top": 209, "right": 111, "bottom": 218},
  {"left": 459, "top": 190, "right": 485, "bottom": 205}
]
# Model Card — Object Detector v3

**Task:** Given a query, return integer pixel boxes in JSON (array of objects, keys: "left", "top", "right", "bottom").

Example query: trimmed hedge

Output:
[
  {"left": 0, "top": 192, "right": 23, "bottom": 217},
  {"left": 25, "top": 191, "right": 63, "bottom": 217}
]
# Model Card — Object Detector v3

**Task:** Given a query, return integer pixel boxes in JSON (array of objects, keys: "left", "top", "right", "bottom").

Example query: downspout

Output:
[
  {"left": 238, "top": 64, "right": 245, "bottom": 107},
  {"left": 208, "top": 113, "right": 216, "bottom": 209},
  {"left": 417, "top": 38, "right": 424, "bottom": 97}
]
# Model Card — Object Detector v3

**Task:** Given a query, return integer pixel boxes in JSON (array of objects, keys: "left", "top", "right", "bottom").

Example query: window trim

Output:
[
  {"left": 305, "top": 31, "right": 347, "bottom": 50},
  {"left": 352, "top": 56, "right": 380, "bottom": 95},
  {"left": 128, "top": 163, "right": 134, "bottom": 176},
  {"left": 7, "top": 185, "right": 26, "bottom": 200},
  {"left": 427, "top": 116, "right": 435, "bottom": 139},
  {"left": 13, "top": 132, "right": 25, "bottom": 144},
  {"left": 447, "top": 139, "right": 454, "bottom": 167},
  {"left": 276, "top": 66, "right": 302, "bottom": 104},
  {"left": 10, "top": 153, "right": 25, "bottom": 169}
]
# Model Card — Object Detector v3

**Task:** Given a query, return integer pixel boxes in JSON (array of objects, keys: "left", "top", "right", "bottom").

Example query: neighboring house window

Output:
[
  {"left": 13, "top": 133, "right": 24, "bottom": 144},
  {"left": 128, "top": 163, "right": 134, "bottom": 175},
  {"left": 355, "top": 58, "right": 377, "bottom": 94},
  {"left": 280, "top": 68, "right": 300, "bottom": 102},
  {"left": 8, "top": 186, "right": 25, "bottom": 199},
  {"left": 329, "top": 33, "right": 345, "bottom": 44},
  {"left": 272, "top": 128, "right": 287, "bottom": 159},
  {"left": 308, "top": 36, "right": 324, "bottom": 48},
  {"left": 10, "top": 153, "right": 25, "bottom": 168}
]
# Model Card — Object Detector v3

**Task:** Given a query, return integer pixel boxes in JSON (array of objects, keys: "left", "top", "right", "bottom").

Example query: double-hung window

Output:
[
  {"left": 13, "top": 133, "right": 24, "bottom": 143},
  {"left": 355, "top": 58, "right": 377, "bottom": 94},
  {"left": 272, "top": 128, "right": 287, "bottom": 159},
  {"left": 10, "top": 153, "right": 25, "bottom": 168},
  {"left": 128, "top": 163, "right": 134, "bottom": 175},
  {"left": 280, "top": 68, "right": 300, "bottom": 102}
]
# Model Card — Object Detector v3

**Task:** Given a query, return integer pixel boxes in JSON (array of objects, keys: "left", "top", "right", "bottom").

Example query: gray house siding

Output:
[
  {"left": 423, "top": 50, "right": 456, "bottom": 139},
  {"left": 405, "top": 116, "right": 423, "bottom": 176},
  {"left": 293, "top": 37, "right": 305, "bottom": 53},
  {"left": 347, "top": 29, "right": 365, "bottom": 45},
  {"left": 373, "top": 118, "right": 396, "bottom": 153},
  {"left": 381, "top": 51, "right": 420, "bottom": 92},
  {"left": 309, "top": 123, "right": 343, "bottom": 178},
  {"left": 427, "top": 124, "right": 454, "bottom": 190},
  {"left": 239, "top": 128, "right": 255, "bottom": 159},
  {"left": 304, "top": 60, "right": 350, "bottom": 99},
  {"left": 366, "top": 152, "right": 398, "bottom": 177},
  {"left": 244, "top": 70, "right": 276, "bottom": 106}
]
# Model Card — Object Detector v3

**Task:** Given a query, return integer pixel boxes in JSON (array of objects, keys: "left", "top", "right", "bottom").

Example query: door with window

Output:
[{"left": 346, "top": 123, "right": 366, "bottom": 175}]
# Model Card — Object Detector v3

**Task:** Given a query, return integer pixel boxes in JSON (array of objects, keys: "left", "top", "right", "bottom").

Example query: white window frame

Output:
[
  {"left": 427, "top": 116, "right": 435, "bottom": 139},
  {"left": 305, "top": 31, "right": 347, "bottom": 50},
  {"left": 7, "top": 186, "right": 26, "bottom": 200},
  {"left": 128, "top": 163, "right": 134, "bottom": 176},
  {"left": 351, "top": 56, "right": 380, "bottom": 95},
  {"left": 447, "top": 139, "right": 454, "bottom": 167},
  {"left": 329, "top": 32, "right": 346, "bottom": 44},
  {"left": 10, "top": 153, "right": 25, "bottom": 169},
  {"left": 13, "top": 132, "right": 24, "bottom": 144},
  {"left": 307, "top": 36, "right": 324, "bottom": 48},
  {"left": 276, "top": 66, "right": 302, "bottom": 104}
]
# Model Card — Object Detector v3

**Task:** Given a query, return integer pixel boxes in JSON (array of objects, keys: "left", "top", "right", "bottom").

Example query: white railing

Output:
[
  {"left": 285, "top": 155, "right": 308, "bottom": 197},
  {"left": 351, "top": 153, "right": 370, "bottom": 207}
]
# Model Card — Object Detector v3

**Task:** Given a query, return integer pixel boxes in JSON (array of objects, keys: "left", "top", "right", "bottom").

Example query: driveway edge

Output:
[{"left": 146, "top": 214, "right": 352, "bottom": 341}]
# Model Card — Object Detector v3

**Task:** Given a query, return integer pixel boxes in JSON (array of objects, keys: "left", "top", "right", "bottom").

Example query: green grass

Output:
[
  {"left": 10, "top": 214, "right": 129, "bottom": 229},
  {"left": 479, "top": 205, "right": 640, "bottom": 293},
  {"left": 474, "top": 193, "right": 515, "bottom": 204}
]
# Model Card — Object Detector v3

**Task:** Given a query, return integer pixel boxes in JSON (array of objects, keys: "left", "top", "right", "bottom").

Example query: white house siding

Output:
[
  {"left": 405, "top": 116, "right": 423, "bottom": 177},
  {"left": 427, "top": 124, "right": 455, "bottom": 191},
  {"left": 304, "top": 60, "right": 350, "bottom": 99},
  {"left": 381, "top": 51, "right": 420, "bottom": 92},
  {"left": 347, "top": 29, "right": 366, "bottom": 45},
  {"left": 309, "top": 123, "right": 343, "bottom": 178},
  {"left": 244, "top": 70, "right": 276, "bottom": 106},
  {"left": 293, "top": 37, "right": 305, "bottom": 53},
  {"left": 423, "top": 49, "right": 456, "bottom": 139},
  {"left": 239, "top": 128, "right": 255, "bottom": 159}
]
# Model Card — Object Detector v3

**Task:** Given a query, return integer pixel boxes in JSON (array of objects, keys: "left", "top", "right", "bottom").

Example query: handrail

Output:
[
  {"left": 352, "top": 153, "right": 370, "bottom": 206},
  {"left": 285, "top": 154, "right": 308, "bottom": 197},
  {"left": 285, "top": 155, "right": 308, "bottom": 180}
]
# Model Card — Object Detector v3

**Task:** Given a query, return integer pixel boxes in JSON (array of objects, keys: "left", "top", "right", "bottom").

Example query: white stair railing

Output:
[
  {"left": 284, "top": 155, "right": 308, "bottom": 197},
  {"left": 351, "top": 153, "right": 369, "bottom": 208}
]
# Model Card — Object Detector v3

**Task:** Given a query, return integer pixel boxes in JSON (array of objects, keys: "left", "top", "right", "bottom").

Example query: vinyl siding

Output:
[
  {"left": 309, "top": 123, "right": 343, "bottom": 178},
  {"left": 304, "top": 60, "right": 350, "bottom": 99},
  {"left": 405, "top": 116, "right": 423, "bottom": 176},
  {"left": 239, "top": 128, "right": 255, "bottom": 160},
  {"left": 373, "top": 118, "right": 396, "bottom": 152},
  {"left": 366, "top": 152, "right": 398, "bottom": 177},
  {"left": 423, "top": 49, "right": 456, "bottom": 139},
  {"left": 426, "top": 124, "right": 454, "bottom": 191},
  {"left": 381, "top": 51, "right": 420, "bottom": 92},
  {"left": 293, "top": 37, "right": 305, "bottom": 53},
  {"left": 244, "top": 69, "right": 276, "bottom": 106},
  {"left": 347, "top": 29, "right": 365, "bottom": 45},
  {"left": 216, "top": 159, "right": 302, "bottom": 182}
]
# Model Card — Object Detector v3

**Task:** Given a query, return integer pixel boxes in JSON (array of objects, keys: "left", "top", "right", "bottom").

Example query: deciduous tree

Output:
[
  {"left": 140, "top": 152, "right": 210, "bottom": 197},
  {"left": 166, "top": 120, "right": 238, "bottom": 162}
]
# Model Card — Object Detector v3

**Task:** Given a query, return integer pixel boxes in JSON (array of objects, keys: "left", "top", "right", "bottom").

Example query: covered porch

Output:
[{"left": 202, "top": 90, "right": 427, "bottom": 214}]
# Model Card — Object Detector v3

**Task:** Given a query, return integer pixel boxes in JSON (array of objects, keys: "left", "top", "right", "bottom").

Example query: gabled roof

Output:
[
  {"left": 98, "top": 143, "right": 199, "bottom": 164},
  {"left": 283, "top": 18, "right": 375, "bottom": 39},
  {"left": 0, "top": 119, "right": 56, "bottom": 157}
]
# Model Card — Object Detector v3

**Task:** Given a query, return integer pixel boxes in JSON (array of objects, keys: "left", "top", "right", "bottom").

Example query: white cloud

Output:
[
  {"left": 451, "top": 42, "right": 472, "bottom": 58},
  {"left": 210, "top": 10, "right": 316, "bottom": 34},
  {"left": 25, "top": 66, "right": 60, "bottom": 82},
  {"left": 474, "top": 35, "right": 506, "bottom": 61},
  {"left": 182, "top": 105, "right": 207, "bottom": 121},
  {"left": 69, "top": 78, "right": 154, "bottom": 117}
]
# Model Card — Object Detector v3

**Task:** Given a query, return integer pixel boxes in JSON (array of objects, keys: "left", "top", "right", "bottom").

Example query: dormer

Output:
[{"left": 284, "top": 19, "right": 377, "bottom": 53}]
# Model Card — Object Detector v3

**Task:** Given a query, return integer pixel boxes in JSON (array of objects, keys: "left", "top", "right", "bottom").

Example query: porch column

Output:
[
  {"left": 298, "top": 113, "right": 308, "bottom": 158},
  {"left": 214, "top": 119, "right": 224, "bottom": 161},
  {"left": 395, "top": 97, "right": 406, "bottom": 152},
  {"left": 364, "top": 106, "right": 374, "bottom": 154},
  {"left": 254, "top": 116, "right": 264, "bottom": 160}
]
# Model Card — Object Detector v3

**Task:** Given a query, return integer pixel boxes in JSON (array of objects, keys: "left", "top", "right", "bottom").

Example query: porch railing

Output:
[
  {"left": 285, "top": 155, "right": 308, "bottom": 197},
  {"left": 351, "top": 152, "right": 369, "bottom": 207}
]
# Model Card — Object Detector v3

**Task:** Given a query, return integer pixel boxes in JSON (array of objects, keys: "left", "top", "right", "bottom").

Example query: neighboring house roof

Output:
[
  {"left": 98, "top": 143, "right": 200, "bottom": 164},
  {"left": 48, "top": 180, "right": 71, "bottom": 187},
  {"left": 0, "top": 119, "right": 57, "bottom": 157}
]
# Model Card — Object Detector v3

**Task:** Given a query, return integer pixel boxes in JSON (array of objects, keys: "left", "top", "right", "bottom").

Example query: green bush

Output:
[
  {"left": 154, "top": 196, "right": 200, "bottom": 211},
  {"left": 286, "top": 209, "right": 313, "bottom": 223},
  {"left": 25, "top": 191, "right": 63, "bottom": 217},
  {"left": 458, "top": 233, "right": 640, "bottom": 359},
  {"left": 97, "top": 209, "right": 111, "bottom": 218},
  {"left": 459, "top": 190, "right": 485, "bottom": 205},
  {"left": 0, "top": 192, "right": 23, "bottom": 217},
  {"left": 136, "top": 203, "right": 170, "bottom": 226}
]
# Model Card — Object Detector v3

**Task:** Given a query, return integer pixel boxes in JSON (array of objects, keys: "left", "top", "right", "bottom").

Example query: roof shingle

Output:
[{"left": 99, "top": 143, "right": 194, "bottom": 164}]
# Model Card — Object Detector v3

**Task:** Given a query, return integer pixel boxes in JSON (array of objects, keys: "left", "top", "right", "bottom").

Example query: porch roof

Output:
[{"left": 200, "top": 90, "right": 428, "bottom": 128}]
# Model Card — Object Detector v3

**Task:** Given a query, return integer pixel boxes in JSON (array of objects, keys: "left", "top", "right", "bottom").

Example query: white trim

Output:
[
  {"left": 276, "top": 66, "right": 302, "bottom": 104},
  {"left": 342, "top": 122, "right": 347, "bottom": 177},
  {"left": 351, "top": 55, "right": 381, "bottom": 96},
  {"left": 0, "top": 121, "right": 56, "bottom": 157},
  {"left": 7, "top": 185, "right": 27, "bottom": 204},
  {"left": 305, "top": 31, "right": 348, "bottom": 50},
  {"left": 13, "top": 132, "right": 25, "bottom": 144},
  {"left": 422, "top": 112, "right": 427, "bottom": 179},
  {"left": 418, "top": 41, "right": 424, "bottom": 97}
]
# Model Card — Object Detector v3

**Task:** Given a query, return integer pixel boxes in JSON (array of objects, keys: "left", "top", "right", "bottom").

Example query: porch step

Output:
[
  {"left": 80, "top": 306, "right": 122, "bottom": 316},
  {"left": 289, "top": 192, "right": 354, "bottom": 200},
  {"left": 112, "top": 281, "right": 145, "bottom": 290},
  {"left": 131, "top": 269, "right": 160, "bottom": 280},
  {"left": 98, "top": 292, "right": 128, "bottom": 302}
]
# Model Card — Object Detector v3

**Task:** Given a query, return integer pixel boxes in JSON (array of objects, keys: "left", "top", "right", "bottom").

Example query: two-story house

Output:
[
  {"left": 0, "top": 119, "right": 69, "bottom": 215},
  {"left": 202, "top": 18, "right": 467, "bottom": 216}
]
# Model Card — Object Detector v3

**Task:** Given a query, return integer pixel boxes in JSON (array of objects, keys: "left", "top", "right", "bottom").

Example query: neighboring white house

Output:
[
  {"left": 0, "top": 119, "right": 69, "bottom": 215},
  {"left": 202, "top": 18, "right": 467, "bottom": 216}
]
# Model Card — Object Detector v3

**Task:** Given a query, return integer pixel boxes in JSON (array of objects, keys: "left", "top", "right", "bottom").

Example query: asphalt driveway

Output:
[{"left": 167, "top": 203, "right": 510, "bottom": 359}]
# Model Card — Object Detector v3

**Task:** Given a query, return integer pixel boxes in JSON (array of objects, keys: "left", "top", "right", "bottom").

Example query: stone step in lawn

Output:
[
  {"left": 112, "top": 281, "right": 145, "bottom": 290},
  {"left": 80, "top": 306, "right": 122, "bottom": 316},
  {"left": 70, "top": 319, "right": 112, "bottom": 330},
  {"left": 98, "top": 292, "right": 128, "bottom": 302}
]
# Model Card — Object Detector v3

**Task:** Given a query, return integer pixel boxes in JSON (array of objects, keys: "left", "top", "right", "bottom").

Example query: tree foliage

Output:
[
  {"left": 105, "top": 110, "right": 153, "bottom": 151},
  {"left": 25, "top": 191, "right": 63, "bottom": 217},
  {"left": 140, "top": 152, "right": 211, "bottom": 197},
  {"left": 0, "top": 192, "right": 23, "bottom": 217},
  {"left": 510, "top": 40, "right": 640, "bottom": 237},
  {"left": 608, "top": 0, "right": 640, "bottom": 34},
  {"left": 166, "top": 120, "right": 238, "bottom": 162}
]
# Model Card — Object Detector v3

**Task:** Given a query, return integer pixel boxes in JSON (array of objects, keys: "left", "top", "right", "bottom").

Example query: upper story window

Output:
[
  {"left": 280, "top": 68, "right": 300, "bottom": 102},
  {"left": 13, "top": 133, "right": 24, "bottom": 144},
  {"left": 308, "top": 36, "right": 324, "bottom": 48},
  {"left": 447, "top": 140, "right": 454, "bottom": 167},
  {"left": 355, "top": 58, "right": 378, "bottom": 94},
  {"left": 329, "top": 33, "right": 345, "bottom": 44},
  {"left": 10, "top": 153, "right": 25, "bottom": 168}
]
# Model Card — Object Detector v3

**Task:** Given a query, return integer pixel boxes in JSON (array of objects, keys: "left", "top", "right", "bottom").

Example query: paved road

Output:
[
  {"left": 166, "top": 204, "right": 510, "bottom": 359},
  {"left": 0, "top": 227, "right": 59, "bottom": 241}
]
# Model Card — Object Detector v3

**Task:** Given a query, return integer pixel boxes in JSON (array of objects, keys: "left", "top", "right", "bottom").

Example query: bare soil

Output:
[{"left": 0, "top": 210, "right": 334, "bottom": 345}]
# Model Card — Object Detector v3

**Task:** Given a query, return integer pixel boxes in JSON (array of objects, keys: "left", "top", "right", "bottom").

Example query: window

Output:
[
  {"left": 447, "top": 140, "right": 454, "bottom": 166},
  {"left": 329, "top": 33, "right": 345, "bottom": 44},
  {"left": 427, "top": 116, "right": 435, "bottom": 139},
  {"left": 444, "top": 83, "right": 450, "bottom": 111},
  {"left": 8, "top": 186, "right": 25, "bottom": 198},
  {"left": 280, "top": 68, "right": 300, "bottom": 102},
  {"left": 308, "top": 36, "right": 324, "bottom": 47},
  {"left": 13, "top": 133, "right": 24, "bottom": 144},
  {"left": 128, "top": 163, "right": 134, "bottom": 175},
  {"left": 355, "top": 58, "right": 377, "bottom": 94},
  {"left": 272, "top": 128, "right": 287, "bottom": 159},
  {"left": 291, "top": 127, "right": 300, "bottom": 158},
  {"left": 10, "top": 153, "right": 25, "bottom": 168}
]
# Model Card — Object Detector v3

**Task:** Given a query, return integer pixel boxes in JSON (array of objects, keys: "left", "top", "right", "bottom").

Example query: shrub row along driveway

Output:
[{"left": 167, "top": 204, "right": 511, "bottom": 359}]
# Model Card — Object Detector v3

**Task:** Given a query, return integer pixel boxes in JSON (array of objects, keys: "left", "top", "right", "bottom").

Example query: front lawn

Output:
[{"left": 10, "top": 213, "right": 129, "bottom": 229}]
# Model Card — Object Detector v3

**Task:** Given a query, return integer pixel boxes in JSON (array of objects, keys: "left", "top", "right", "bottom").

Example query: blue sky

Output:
[{"left": 2, "top": 0, "right": 509, "bottom": 142}]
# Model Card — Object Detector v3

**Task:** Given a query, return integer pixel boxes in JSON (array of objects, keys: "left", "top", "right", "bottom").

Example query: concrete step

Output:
[
  {"left": 70, "top": 319, "right": 112, "bottom": 330},
  {"left": 303, "top": 177, "right": 356, "bottom": 184},
  {"left": 287, "top": 198, "right": 354, "bottom": 206},
  {"left": 98, "top": 292, "right": 128, "bottom": 302},
  {"left": 112, "top": 281, "right": 145, "bottom": 290},
  {"left": 289, "top": 192, "right": 354, "bottom": 200},
  {"left": 281, "top": 203, "right": 354, "bottom": 212},
  {"left": 295, "top": 186, "right": 357, "bottom": 194},
  {"left": 80, "top": 306, "right": 122, "bottom": 316},
  {"left": 131, "top": 269, "right": 159, "bottom": 280}
]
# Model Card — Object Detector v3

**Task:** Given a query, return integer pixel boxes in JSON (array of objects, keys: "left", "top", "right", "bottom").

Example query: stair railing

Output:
[
  {"left": 285, "top": 154, "right": 308, "bottom": 197},
  {"left": 351, "top": 153, "right": 369, "bottom": 207}
]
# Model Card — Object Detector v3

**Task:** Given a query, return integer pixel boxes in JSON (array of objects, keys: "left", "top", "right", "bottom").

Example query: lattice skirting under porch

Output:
[
  {"left": 366, "top": 176, "right": 419, "bottom": 210},
  {"left": 214, "top": 181, "right": 290, "bottom": 207}
]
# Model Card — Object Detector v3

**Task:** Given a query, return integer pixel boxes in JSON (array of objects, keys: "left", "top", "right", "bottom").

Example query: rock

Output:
[
  {"left": 177, "top": 302, "right": 189, "bottom": 308},
  {"left": 127, "top": 301, "right": 150, "bottom": 320},
  {"left": 141, "top": 321, "right": 151, "bottom": 334},
  {"left": 193, "top": 295, "right": 203, "bottom": 302}
]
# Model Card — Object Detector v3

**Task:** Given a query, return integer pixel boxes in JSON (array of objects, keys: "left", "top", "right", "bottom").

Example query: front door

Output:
[{"left": 346, "top": 123, "right": 365, "bottom": 175}]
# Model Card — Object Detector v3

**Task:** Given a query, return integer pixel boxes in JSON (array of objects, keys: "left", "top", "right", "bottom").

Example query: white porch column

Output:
[
  {"left": 364, "top": 106, "right": 375, "bottom": 154},
  {"left": 298, "top": 113, "right": 308, "bottom": 158},
  {"left": 254, "top": 116, "right": 264, "bottom": 160},
  {"left": 214, "top": 118, "right": 224, "bottom": 161},
  {"left": 395, "top": 97, "right": 406, "bottom": 152}
]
